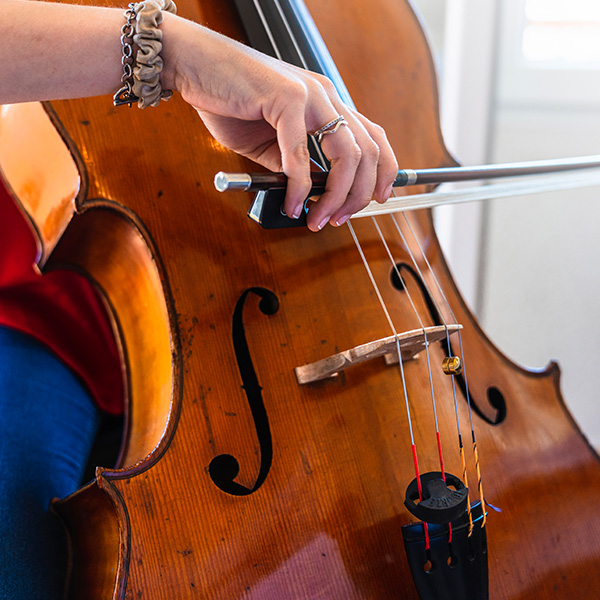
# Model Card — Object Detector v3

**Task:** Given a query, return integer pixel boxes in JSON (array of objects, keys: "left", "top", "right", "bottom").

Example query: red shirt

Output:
[{"left": 0, "top": 180, "right": 124, "bottom": 415}]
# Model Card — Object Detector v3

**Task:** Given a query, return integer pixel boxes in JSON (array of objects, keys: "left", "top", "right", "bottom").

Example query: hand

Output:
[
  {"left": 0, "top": 1, "right": 397, "bottom": 232},
  {"left": 162, "top": 15, "right": 398, "bottom": 232}
]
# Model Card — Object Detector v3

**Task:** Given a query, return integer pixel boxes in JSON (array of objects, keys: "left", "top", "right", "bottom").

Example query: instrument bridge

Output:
[{"left": 295, "top": 324, "right": 462, "bottom": 384}]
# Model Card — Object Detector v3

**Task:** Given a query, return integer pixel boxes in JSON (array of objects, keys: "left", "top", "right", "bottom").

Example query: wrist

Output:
[{"left": 159, "top": 11, "right": 179, "bottom": 93}]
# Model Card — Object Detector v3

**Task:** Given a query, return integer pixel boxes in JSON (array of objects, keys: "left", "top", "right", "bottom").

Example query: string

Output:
[
  {"left": 347, "top": 221, "right": 428, "bottom": 548},
  {"left": 374, "top": 214, "right": 467, "bottom": 543},
  {"left": 266, "top": 0, "right": 329, "bottom": 165},
  {"left": 399, "top": 212, "right": 486, "bottom": 529},
  {"left": 370, "top": 217, "right": 448, "bottom": 481},
  {"left": 263, "top": 4, "right": 423, "bottom": 471},
  {"left": 260, "top": 2, "right": 426, "bottom": 468},
  {"left": 261, "top": 0, "right": 478, "bottom": 538},
  {"left": 251, "top": 0, "right": 284, "bottom": 60},
  {"left": 384, "top": 211, "right": 473, "bottom": 537}
]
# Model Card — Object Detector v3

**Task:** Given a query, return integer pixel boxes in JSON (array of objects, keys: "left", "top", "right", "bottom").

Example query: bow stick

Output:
[{"left": 214, "top": 155, "right": 600, "bottom": 216}]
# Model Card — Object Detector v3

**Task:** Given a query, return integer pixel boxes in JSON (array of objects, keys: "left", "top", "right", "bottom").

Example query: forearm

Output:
[
  {"left": 0, "top": 0, "right": 125, "bottom": 104},
  {"left": 0, "top": 0, "right": 398, "bottom": 229}
]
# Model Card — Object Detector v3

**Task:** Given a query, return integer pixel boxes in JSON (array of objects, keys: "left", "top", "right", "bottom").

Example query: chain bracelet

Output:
[{"left": 114, "top": 3, "right": 139, "bottom": 107}]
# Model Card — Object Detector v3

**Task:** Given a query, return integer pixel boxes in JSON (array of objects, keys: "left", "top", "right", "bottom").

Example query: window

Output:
[
  {"left": 496, "top": 0, "right": 600, "bottom": 107},
  {"left": 522, "top": 0, "right": 600, "bottom": 64}
]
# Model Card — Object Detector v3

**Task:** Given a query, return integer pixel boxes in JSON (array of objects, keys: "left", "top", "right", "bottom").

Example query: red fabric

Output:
[{"left": 0, "top": 180, "right": 124, "bottom": 415}]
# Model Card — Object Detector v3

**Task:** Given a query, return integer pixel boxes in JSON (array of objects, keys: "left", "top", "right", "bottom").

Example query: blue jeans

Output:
[{"left": 0, "top": 327, "right": 100, "bottom": 600}]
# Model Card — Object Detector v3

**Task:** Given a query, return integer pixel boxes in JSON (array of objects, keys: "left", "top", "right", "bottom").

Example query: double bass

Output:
[{"left": 2, "top": 0, "right": 600, "bottom": 598}]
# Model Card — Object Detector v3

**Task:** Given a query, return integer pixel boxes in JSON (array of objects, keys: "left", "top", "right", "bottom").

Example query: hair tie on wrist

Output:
[{"left": 114, "top": 0, "right": 177, "bottom": 108}]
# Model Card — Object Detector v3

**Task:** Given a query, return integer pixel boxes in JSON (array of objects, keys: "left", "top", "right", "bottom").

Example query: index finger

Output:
[{"left": 275, "top": 103, "right": 313, "bottom": 219}]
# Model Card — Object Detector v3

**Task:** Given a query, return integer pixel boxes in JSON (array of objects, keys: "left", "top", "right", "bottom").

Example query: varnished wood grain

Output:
[{"left": 3, "top": 0, "right": 600, "bottom": 598}]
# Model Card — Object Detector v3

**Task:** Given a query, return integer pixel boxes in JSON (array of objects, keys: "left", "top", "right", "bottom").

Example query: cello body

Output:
[{"left": 2, "top": 0, "right": 600, "bottom": 598}]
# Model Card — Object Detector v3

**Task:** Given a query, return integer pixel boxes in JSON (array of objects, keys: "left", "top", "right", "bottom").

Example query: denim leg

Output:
[{"left": 0, "top": 327, "right": 100, "bottom": 600}]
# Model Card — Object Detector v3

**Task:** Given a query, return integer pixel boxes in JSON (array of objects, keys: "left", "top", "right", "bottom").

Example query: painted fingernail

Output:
[
  {"left": 317, "top": 216, "right": 330, "bottom": 230},
  {"left": 335, "top": 214, "right": 351, "bottom": 226},
  {"left": 291, "top": 206, "right": 302, "bottom": 219}
]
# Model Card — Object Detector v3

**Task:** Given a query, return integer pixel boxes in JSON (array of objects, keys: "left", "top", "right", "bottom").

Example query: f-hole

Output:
[
  {"left": 391, "top": 263, "right": 506, "bottom": 425},
  {"left": 208, "top": 287, "right": 279, "bottom": 495}
]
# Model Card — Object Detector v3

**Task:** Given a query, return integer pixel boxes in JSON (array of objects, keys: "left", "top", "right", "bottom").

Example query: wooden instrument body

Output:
[{"left": 1, "top": 0, "right": 600, "bottom": 598}]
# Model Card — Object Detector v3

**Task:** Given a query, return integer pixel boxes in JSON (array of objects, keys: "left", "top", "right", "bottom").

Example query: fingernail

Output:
[
  {"left": 317, "top": 216, "right": 330, "bottom": 230},
  {"left": 384, "top": 184, "right": 393, "bottom": 200},
  {"left": 335, "top": 214, "right": 350, "bottom": 226},
  {"left": 291, "top": 206, "right": 302, "bottom": 219}
]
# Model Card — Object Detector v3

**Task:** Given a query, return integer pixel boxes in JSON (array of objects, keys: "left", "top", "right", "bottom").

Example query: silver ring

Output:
[{"left": 312, "top": 115, "right": 348, "bottom": 143}]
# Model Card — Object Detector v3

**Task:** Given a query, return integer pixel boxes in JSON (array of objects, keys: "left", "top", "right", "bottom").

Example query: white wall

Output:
[
  {"left": 481, "top": 0, "right": 600, "bottom": 449},
  {"left": 411, "top": 0, "right": 499, "bottom": 310},
  {"left": 413, "top": 0, "right": 600, "bottom": 450}
]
